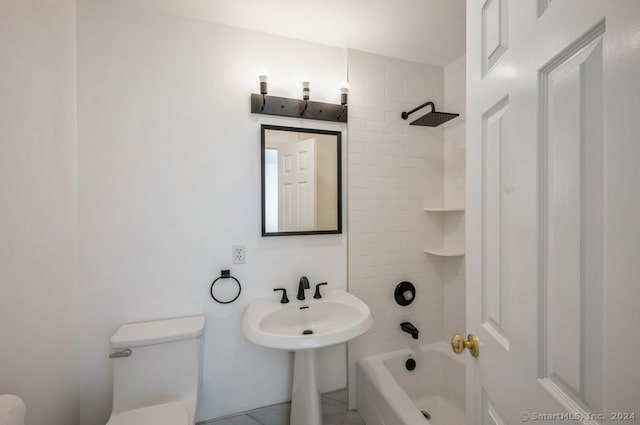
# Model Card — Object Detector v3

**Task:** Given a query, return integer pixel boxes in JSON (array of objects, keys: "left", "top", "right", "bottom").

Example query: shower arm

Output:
[{"left": 401, "top": 101, "right": 435, "bottom": 120}]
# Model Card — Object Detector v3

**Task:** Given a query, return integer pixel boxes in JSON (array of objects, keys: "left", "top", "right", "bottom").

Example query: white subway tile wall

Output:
[{"left": 346, "top": 50, "right": 448, "bottom": 406}]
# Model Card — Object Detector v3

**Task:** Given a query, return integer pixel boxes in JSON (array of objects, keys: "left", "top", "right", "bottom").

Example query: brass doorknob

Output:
[{"left": 451, "top": 333, "right": 479, "bottom": 357}]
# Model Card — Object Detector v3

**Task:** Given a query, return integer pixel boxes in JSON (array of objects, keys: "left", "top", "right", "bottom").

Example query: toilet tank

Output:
[{"left": 109, "top": 316, "right": 206, "bottom": 417}]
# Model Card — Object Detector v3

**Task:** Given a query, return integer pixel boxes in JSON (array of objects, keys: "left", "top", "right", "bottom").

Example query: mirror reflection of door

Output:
[
  {"left": 261, "top": 125, "right": 342, "bottom": 236},
  {"left": 278, "top": 138, "right": 317, "bottom": 232}
]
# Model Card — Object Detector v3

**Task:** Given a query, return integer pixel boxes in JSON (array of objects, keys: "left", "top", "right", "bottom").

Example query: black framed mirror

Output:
[{"left": 261, "top": 124, "right": 342, "bottom": 236}]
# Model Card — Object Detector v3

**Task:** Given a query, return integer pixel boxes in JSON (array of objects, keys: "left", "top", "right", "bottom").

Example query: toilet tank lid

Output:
[{"left": 110, "top": 315, "right": 205, "bottom": 349}]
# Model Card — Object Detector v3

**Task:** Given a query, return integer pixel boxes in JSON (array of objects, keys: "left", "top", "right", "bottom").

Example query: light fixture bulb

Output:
[
  {"left": 302, "top": 81, "right": 310, "bottom": 101},
  {"left": 340, "top": 87, "right": 349, "bottom": 105},
  {"left": 258, "top": 75, "right": 268, "bottom": 95}
]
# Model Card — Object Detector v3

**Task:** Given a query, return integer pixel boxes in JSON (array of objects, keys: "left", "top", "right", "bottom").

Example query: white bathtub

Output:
[{"left": 356, "top": 341, "right": 465, "bottom": 425}]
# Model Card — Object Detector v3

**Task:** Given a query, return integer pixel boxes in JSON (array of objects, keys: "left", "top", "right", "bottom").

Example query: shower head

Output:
[
  {"left": 401, "top": 101, "right": 459, "bottom": 127},
  {"left": 410, "top": 111, "right": 459, "bottom": 127}
]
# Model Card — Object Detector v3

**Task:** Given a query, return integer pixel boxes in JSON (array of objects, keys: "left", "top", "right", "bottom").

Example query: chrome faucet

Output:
[{"left": 297, "top": 276, "right": 310, "bottom": 300}]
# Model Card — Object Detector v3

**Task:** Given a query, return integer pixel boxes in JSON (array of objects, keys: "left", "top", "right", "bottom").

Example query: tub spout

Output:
[{"left": 400, "top": 322, "right": 419, "bottom": 339}]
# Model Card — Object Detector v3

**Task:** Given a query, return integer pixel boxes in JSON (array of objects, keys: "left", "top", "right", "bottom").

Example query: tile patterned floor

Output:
[{"left": 197, "top": 389, "right": 364, "bottom": 425}]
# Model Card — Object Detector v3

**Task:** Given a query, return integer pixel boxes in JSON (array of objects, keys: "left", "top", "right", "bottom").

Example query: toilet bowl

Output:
[
  {"left": 106, "top": 315, "right": 206, "bottom": 425},
  {"left": 0, "top": 394, "right": 25, "bottom": 425}
]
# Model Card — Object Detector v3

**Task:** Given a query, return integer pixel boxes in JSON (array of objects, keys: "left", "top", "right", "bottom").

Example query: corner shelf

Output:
[
  {"left": 423, "top": 206, "right": 465, "bottom": 212},
  {"left": 423, "top": 202, "right": 465, "bottom": 257},
  {"left": 423, "top": 248, "right": 465, "bottom": 257}
]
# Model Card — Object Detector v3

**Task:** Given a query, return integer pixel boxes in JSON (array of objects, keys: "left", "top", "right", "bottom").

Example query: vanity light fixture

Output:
[
  {"left": 337, "top": 86, "right": 349, "bottom": 119},
  {"left": 302, "top": 81, "right": 310, "bottom": 100},
  {"left": 250, "top": 77, "right": 348, "bottom": 123},
  {"left": 301, "top": 81, "right": 311, "bottom": 116},
  {"left": 340, "top": 87, "right": 349, "bottom": 105},
  {"left": 258, "top": 75, "right": 268, "bottom": 111},
  {"left": 259, "top": 75, "right": 268, "bottom": 95}
]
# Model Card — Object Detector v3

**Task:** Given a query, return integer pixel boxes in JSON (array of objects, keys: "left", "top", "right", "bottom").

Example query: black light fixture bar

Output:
[{"left": 250, "top": 93, "right": 348, "bottom": 123}]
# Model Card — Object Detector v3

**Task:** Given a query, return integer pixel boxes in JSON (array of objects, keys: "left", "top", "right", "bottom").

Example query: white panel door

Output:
[
  {"left": 466, "top": 1, "right": 640, "bottom": 423},
  {"left": 278, "top": 138, "right": 317, "bottom": 232}
]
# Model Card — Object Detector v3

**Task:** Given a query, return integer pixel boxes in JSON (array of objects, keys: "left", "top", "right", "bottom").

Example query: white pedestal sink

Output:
[{"left": 242, "top": 288, "right": 374, "bottom": 425}]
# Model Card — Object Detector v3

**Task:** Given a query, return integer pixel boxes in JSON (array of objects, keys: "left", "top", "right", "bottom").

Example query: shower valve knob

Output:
[{"left": 394, "top": 281, "right": 415, "bottom": 306}]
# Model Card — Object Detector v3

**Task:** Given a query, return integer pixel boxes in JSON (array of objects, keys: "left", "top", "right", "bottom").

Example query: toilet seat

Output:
[{"left": 106, "top": 402, "right": 188, "bottom": 425}]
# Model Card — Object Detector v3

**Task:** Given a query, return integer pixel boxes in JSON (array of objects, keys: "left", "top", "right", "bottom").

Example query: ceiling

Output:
[{"left": 127, "top": 0, "right": 466, "bottom": 67}]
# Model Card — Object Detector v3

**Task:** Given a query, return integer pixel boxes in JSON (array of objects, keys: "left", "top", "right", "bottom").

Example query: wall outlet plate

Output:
[{"left": 232, "top": 245, "right": 246, "bottom": 264}]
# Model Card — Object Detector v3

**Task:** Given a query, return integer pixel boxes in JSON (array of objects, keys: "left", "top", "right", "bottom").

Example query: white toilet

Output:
[
  {"left": 0, "top": 394, "right": 25, "bottom": 425},
  {"left": 106, "top": 315, "right": 206, "bottom": 425}
]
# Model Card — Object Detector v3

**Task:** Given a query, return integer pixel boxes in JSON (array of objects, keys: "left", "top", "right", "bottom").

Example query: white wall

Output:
[
  {"left": 0, "top": 1, "right": 79, "bottom": 425},
  {"left": 76, "top": 1, "right": 347, "bottom": 423},
  {"left": 345, "top": 50, "right": 445, "bottom": 406}
]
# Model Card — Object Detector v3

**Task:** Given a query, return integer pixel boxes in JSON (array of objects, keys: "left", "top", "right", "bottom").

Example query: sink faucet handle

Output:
[
  {"left": 273, "top": 288, "right": 289, "bottom": 304},
  {"left": 313, "top": 282, "right": 328, "bottom": 299}
]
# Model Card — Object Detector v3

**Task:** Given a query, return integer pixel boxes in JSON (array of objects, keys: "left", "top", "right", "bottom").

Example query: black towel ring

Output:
[{"left": 210, "top": 269, "right": 242, "bottom": 304}]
